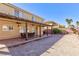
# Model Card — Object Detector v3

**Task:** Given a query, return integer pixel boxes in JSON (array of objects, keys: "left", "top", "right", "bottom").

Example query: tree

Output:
[
  {"left": 76, "top": 21, "right": 79, "bottom": 27},
  {"left": 65, "top": 19, "right": 73, "bottom": 28},
  {"left": 70, "top": 25, "right": 75, "bottom": 28}
]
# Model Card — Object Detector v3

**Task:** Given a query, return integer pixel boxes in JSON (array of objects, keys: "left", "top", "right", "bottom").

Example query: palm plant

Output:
[
  {"left": 76, "top": 21, "right": 79, "bottom": 27},
  {"left": 65, "top": 19, "right": 73, "bottom": 28},
  {"left": 76, "top": 21, "right": 79, "bottom": 35}
]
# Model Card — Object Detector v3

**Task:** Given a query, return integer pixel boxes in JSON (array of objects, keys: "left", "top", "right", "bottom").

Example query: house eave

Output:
[{"left": 0, "top": 12, "right": 51, "bottom": 26}]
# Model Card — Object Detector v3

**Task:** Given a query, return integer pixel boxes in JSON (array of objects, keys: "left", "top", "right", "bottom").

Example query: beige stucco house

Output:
[{"left": 0, "top": 3, "right": 51, "bottom": 40}]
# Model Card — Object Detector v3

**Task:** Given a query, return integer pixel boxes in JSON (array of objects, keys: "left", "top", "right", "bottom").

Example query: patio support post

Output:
[
  {"left": 36, "top": 26, "right": 38, "bottom": 37},
  {"left": 25, "top": 22, "right": 28, "bottom": 40},
  {"left": 51, "top": 26, "right": 53, "bottom": 34},
  {"left": 47, "top": 26, "right": 49, "bottom": 36},
  {"left": 39, "top": 25, "right": 42, "bottom": 37}
]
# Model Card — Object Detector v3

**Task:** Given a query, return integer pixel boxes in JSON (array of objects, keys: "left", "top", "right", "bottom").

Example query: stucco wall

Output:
[
  {"left": 0, "top": 3, "right": 14, "bottom": 16},
  {"left": 27, "top": 23, "right": 44, "bottom": 36},
  {"left": 35, "top": 16, "right": 43, "bottom": 23},
  {"left": 0, "top": 3, "right": 44, "bottom": 40},
  {"left": 0, "top": 17, "right": 44, "bottom": 40},
  {"left": 0, "top": 18, "right": 26, "bottom": 40},
  {"left": 0, "top": 3, "right": 43, "bottom": 23}
]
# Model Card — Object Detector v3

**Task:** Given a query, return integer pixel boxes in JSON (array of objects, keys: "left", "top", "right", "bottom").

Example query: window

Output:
[
  {"left": 22, "top": 13, "right": 28, "bottom": 19},
  {"left": 19, "top": 26, "right": 26, "bottom": 33},
  {"left": 32, "top": 16, "right": 35, "bottom": 21},
  {"left": 2, "top": 25, "right": 13, "bottom": 31},
  {"left": 14, "top": 10, "right": 19, "bottom": 17},
  {"left": 8, "top": 26, "right": 13, "bottom": 31},
  {"left": 19, "top": 12, "right": 22, "bottom": 18},
  {"left": 32, "top": 28, "right": 35, "bottom": 33},
  {"left": 44, "top": 27, "right": 47, "bottom": 29}
]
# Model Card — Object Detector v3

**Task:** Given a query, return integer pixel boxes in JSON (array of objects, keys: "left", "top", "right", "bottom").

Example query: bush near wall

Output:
[
  {"left": 65, "top": 28, "right": 79, "bottom": 34},
  {"left": 71, "top": 28, "right": 79, "bottom": 34},
  {"left": 52, "top": 28, "right": 62, "bottom": 34},
  {"left": 43, "top": 28, "right": 67, "bottom": 34}
]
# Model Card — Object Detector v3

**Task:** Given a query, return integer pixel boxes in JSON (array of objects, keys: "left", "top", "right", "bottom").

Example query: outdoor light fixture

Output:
[{"left": 16, "top": 22, "right": 21, "bottom": 27}]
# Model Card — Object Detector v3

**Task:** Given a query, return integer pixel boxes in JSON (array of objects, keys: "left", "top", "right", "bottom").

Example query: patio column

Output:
[
  {"left": 25, "top": 22, "right": 28, "bottom": 40},
  {"left": 36, "top": 25, "right": 39, "bottom": 37},
  {"left": 39, "top": 25, "right": 42, "bottom": 37},
  {"left": 47, "top": 26, "right": 49, "bottom": 36},
  {"left": 51, "top": 26, "right": 53, "bottom": 34}
]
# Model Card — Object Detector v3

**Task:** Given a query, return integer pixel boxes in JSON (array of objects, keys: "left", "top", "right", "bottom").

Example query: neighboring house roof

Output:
[
  {"left": 44, "top": 21, "right": 58, "bottom": 26},
  {"left": 59, "top": 24, "right": 65, "bottom": 27}
]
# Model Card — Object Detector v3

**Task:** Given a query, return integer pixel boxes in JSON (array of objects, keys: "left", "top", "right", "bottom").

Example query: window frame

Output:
[
  {"left": 14, "top": 9, "right": 19, "bottom": 17},
  {"left": 2, "top": 25, "right": 13, "bottom": 32},
  {"left": 32, "top": 16, "right": 36, "bottom": 21}
]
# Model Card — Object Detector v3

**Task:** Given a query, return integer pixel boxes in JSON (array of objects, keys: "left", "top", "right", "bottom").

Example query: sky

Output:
[{"left": 12, "top": 3, "right": 79, "bottom": 26}]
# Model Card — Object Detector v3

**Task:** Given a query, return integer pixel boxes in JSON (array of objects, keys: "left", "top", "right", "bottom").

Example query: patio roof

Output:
[{"left": 0, "top": 12, "right": 51, "bottom": 26}]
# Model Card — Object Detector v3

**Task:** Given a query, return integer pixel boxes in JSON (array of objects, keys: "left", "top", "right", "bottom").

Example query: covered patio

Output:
[
  {"left": 0, "top": 12, "right": 53, "bottom": 49},
  {"left": 0, "top": 12, "right": 52, "bottom": 40}
]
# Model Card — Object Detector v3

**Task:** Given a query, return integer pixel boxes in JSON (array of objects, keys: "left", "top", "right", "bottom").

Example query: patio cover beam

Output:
[{"left": 0, "top": 12, "right": 51, "bottom": 27}]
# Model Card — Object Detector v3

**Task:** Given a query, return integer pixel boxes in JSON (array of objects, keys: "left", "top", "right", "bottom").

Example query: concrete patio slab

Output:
[
  {"left": 0, "top": 34, "right": 63, "bottom": 56},
  {"left": 0, "top": 35, "right": 52, "bottom": 49},
  {"left": 1, "top": 34, "right": 79, "bottom": 56},
  {"left": 41, "top": 34, "right": 79, "bottom": 56}
]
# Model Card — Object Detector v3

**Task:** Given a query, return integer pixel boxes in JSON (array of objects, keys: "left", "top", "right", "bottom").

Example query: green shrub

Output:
[
  {"left": 52, "top": 28, "right": 62, "bottom": 34},
  {"left": 71, "top": 28, "right": 77, "bottom": 34}
]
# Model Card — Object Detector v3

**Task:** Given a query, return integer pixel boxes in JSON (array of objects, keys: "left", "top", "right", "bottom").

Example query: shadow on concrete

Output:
[{"left": 0, "top": 51, "right": 10, "bottom": 55}]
